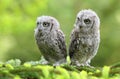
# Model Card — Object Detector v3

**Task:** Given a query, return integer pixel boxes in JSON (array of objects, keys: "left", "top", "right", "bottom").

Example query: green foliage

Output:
[
  {"left": 0, "top": 0, "right": 120, "bottom": 66},
  {"left": 0, "top": 59, "right": 120, "bottom": 79},
  {"left": 102, "top": 66, "right": 110, "bottom": 79}
]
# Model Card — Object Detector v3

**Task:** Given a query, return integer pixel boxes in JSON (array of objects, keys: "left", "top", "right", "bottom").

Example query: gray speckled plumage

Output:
[
  {"left": 69, "top": 9, "right": 100, "bottom": 66},
  {"left": 34, "top": 16, "right": 67, "bottom": 66}
]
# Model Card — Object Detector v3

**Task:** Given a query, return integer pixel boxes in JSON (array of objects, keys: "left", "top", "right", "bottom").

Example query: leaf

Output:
[{"left": 102, "top": 66, "right": 110, "bottom": 79}]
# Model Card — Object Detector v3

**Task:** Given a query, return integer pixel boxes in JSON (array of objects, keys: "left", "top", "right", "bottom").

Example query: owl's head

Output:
[
  {"left": 75, "top": 9, "right": 100, "bottom": 32},
  {"left": 36, "top": 16, "right": 60, "bottom": 32}
]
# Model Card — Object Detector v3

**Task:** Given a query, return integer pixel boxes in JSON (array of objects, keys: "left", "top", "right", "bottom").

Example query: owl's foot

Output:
[
  {"left": 39, "top": 56, "right": 49, "bottom": 65},
  {"left": 53, "top": 58, "right": 67, "bottom": 66}
]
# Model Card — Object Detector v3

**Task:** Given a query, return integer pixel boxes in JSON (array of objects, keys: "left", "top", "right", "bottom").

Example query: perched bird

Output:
[
  {"left": 69, "top": 9, "right": 100, "bottom": 66},
  {"left": 34, "top": 16, "right": 67, "bottom": 66}
]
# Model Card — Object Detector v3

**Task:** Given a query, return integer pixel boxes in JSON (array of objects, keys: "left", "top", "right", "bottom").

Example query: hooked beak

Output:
[
  {"left": 79, "top": 24, "right": 83, "bottom": 29},
  {"left": 79, "top": 25, "right": 83, "bottom": 29},
  {"left": 37, "top": 25, "right": 42, "bottom": 32},
  {"left": 38, "top": 28, "right": 42, "bottom": 33},
  {"left": 78, "top": 22, "right": 83, "bottom": 29}
]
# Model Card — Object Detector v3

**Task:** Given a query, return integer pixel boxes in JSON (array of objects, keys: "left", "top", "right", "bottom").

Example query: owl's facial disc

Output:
[
  {"left": 77, "top": 16, "right": 94, "bottom": 32},
  {"left": 36, "top": 20, "right": 52, "bottom": 32}
]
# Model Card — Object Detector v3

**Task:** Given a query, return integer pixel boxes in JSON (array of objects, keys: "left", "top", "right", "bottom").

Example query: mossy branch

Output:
[{"left": 0, "top": 59, "right": 120, "bottom": 79}]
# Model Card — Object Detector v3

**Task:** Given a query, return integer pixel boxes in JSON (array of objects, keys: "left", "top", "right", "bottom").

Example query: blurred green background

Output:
[{"left": 0, "top": 0, "right": 120, "bottom": 66}]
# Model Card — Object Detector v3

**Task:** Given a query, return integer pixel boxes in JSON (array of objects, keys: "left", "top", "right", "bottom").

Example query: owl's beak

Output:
[
  {"left": 79, "top": 25, "right": 83, "bottom": 29},
  {"left": 38, "top": 28, "right": 43, "bottom": 32},
  {"left": 79, "top": 26, "right": 82, "bottom": 29},
  {"left": 78, "top": 22, "right": 83, "bottom": 29},
  {"left": 37, "top": 27, "right": 42, "bottom": 32}
]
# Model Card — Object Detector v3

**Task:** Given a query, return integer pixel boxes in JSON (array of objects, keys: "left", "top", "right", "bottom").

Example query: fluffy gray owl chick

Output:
[
  {"left": 34, "top": 16, "right": 67, "bottom": 66},
  {"left": 69, "top": 9, "right": 100, "bottom": 66}
]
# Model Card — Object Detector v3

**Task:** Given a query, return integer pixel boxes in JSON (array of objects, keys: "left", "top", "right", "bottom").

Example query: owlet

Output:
[
  {"left": 34, "top": 16, "right": 67, "bottom": 66},
  {"left": 69, "top": 9, "right": 100, "bottom": 66}
]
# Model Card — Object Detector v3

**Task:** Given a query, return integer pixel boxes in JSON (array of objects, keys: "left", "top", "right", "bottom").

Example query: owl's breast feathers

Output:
[
  {"left": 36, "top": 29, "right": 67, "bottom": 62},
  {"left": 69, "top": 29, "right": 99, "bottom": 58}
]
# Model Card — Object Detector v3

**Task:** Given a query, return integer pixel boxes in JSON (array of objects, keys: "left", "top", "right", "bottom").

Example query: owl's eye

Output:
[
  {"left": 77, "top": 17, "right": 80, "bottom": 21},
  {"left": 43, "top": 22, "right": 50, "bottom": 27},
  {"left": 84, "top": 19, "right": 91, "bottom": 24},
  {"left": 37, "top": 22, "right": 39, "bottom": 26}
]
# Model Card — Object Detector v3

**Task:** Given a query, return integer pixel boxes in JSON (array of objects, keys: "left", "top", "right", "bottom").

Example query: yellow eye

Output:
[{"left": 43, "top": 22, "right": 50, "bottom": 27}]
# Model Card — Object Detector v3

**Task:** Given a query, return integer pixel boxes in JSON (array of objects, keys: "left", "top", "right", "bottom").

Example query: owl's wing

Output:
[
  {"left": 69, "top": 29, "right": 79, "bottom": 58},
  {"left": 56, "top": 29, "right": 67, "bottom": 58}
]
